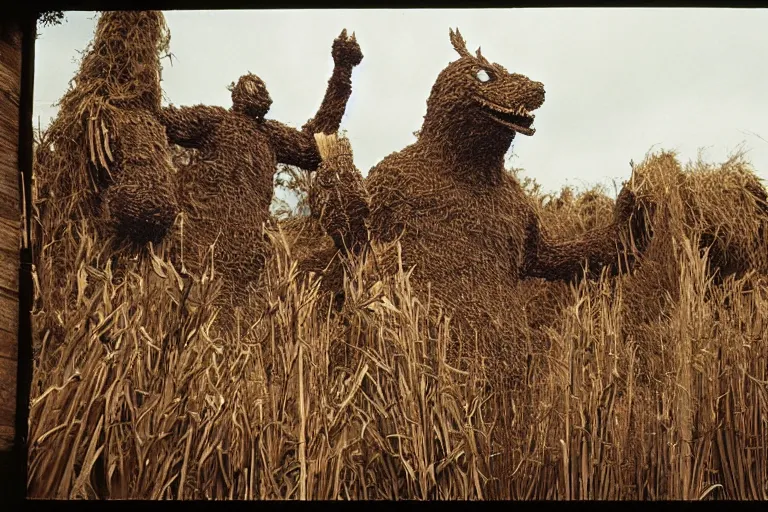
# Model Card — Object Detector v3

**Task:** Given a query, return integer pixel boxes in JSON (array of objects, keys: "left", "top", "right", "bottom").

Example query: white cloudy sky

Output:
[{"left": 34, "top": 9, "right": 768, "bottom": 197}]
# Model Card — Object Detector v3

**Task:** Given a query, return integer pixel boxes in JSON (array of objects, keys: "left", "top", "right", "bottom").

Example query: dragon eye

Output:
[{"left": 476, "top": 69, "right": 492, "bottom": 83}]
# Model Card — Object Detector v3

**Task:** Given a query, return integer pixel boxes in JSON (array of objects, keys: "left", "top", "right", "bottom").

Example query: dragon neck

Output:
[{"left": 418, "top": 108, "right": 514, "bottom": 185}]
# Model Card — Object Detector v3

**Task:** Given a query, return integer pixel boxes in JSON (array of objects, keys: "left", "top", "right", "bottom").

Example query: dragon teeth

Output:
[{"left": 475, "top": 96, "right": 535, "bottom": 118}]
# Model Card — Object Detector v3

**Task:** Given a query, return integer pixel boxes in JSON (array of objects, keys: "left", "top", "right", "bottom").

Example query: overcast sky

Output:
[{"left": 34, "top": 9, "right": 768, "bottom": 197}]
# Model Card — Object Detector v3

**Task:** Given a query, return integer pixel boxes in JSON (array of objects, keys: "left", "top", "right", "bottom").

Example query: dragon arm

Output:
[
  {"left": 521, "top": 187, "right": 649, "bottom": 283},
  {"left": 366, "top": 185, "right": 411, "bottom": 246},
  {"left": 521, "top": 219, "right": 630, "bottom": 282},
  {"left": 156, "top": 105, "right": 226, "bottom": 148},
  {"left": 309, "top": 134, "right": 371, "bottom": 255}
]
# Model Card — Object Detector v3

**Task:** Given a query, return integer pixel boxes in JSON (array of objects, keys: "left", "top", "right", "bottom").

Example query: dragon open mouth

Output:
[{"left": 475, "top": 97, "right": 537, "bottom": 136}]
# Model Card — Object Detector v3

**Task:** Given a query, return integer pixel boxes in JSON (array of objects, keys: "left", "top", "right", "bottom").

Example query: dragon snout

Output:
[{"left": 526, "top": 81, "right": 546, "bottom": 110}]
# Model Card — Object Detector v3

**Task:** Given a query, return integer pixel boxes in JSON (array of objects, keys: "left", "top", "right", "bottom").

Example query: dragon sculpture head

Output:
[{"left": 419, "top": 28, "right": 546, "bottom": 155}]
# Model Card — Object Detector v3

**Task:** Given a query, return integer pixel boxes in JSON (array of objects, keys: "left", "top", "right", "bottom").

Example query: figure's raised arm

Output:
[
  {"left": 302, "top": 29, "right": 363, "bottom": 136},
  {"left": 156, "top": 104, "right": 227, "bottom": 148},
  {"left": 521, "top": 187, "right": 650, "bottom": 283},
  {"left": 265, "top": 30, "right": 363, "bottom": 170}
]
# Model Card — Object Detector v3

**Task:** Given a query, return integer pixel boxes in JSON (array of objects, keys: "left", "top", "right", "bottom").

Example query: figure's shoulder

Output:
[
  {"left": 203, "top": 104, "right": 229, "bottom": 116},
  {"left": 163, "top": 103, "right": 228, "bottom": 117}
]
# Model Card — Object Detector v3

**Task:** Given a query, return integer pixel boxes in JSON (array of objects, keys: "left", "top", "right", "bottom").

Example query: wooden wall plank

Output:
[{"left": 0, "top": 19, "right": 21, "bottom": 463}]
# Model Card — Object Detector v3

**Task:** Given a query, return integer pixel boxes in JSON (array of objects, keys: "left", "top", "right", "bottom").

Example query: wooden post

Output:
[
  {"left": 0, "top": 12, "right": 35, "bottom": 502},
  {"left": 0, "top": 16, "right": 24, "bottom": 465}
]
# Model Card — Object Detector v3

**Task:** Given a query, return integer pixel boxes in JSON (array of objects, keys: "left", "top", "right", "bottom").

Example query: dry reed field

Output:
[{"left": 26, "top": 12, "right": 768, "bottom": 501}]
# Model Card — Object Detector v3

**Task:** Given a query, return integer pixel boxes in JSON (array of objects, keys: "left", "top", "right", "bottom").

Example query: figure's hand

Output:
[
  {"left": 614, "top": 186, "right": 652, "bottom": 256},
  {"left": 332, "top": 29, "right": 363, "bottom": 68},
  {"left": 314, "top": 132, "right": 353, "bottom": 164}
]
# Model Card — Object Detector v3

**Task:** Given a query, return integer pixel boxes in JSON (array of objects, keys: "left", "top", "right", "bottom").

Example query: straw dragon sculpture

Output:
[
  {"left": 155, "top": 30, "right": 363, "bottom": 304},
  {"left": 308, "top": 28, "right": 650, "bottom": 380}
]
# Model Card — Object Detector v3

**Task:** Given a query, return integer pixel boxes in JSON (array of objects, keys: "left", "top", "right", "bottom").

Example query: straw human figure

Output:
[{"left": 156, "top": 30, "right": 363, "bottom": 307}]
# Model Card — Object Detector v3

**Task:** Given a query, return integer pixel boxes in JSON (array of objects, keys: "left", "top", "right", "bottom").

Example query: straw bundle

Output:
[
  {"left": 35, "top": 11, "right": 179, "bottom": 250},
  {"left": 617, "top": 151, "right": 768, "bottom": 331}
]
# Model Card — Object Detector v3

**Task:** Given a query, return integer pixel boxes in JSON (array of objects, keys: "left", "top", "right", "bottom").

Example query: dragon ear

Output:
[
  {"left": 449, "top": 27, "right": 472, "bottom": 58},
  {"left": 475, "top": 46, "right": 490, "bottom": 66}
]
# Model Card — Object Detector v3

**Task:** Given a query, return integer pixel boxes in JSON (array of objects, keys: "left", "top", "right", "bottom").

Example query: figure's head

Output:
[
  {"left": 422, "top": 28, "right": 546, "bottom": 139},
  {"left": 229, "top": 73, "right": 272, "bottom": 120}
]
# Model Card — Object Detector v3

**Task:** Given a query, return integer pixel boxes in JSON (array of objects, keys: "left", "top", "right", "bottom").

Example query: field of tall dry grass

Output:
[{"left": 26, "top": 146, "right": 768, "bottom": 500}]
